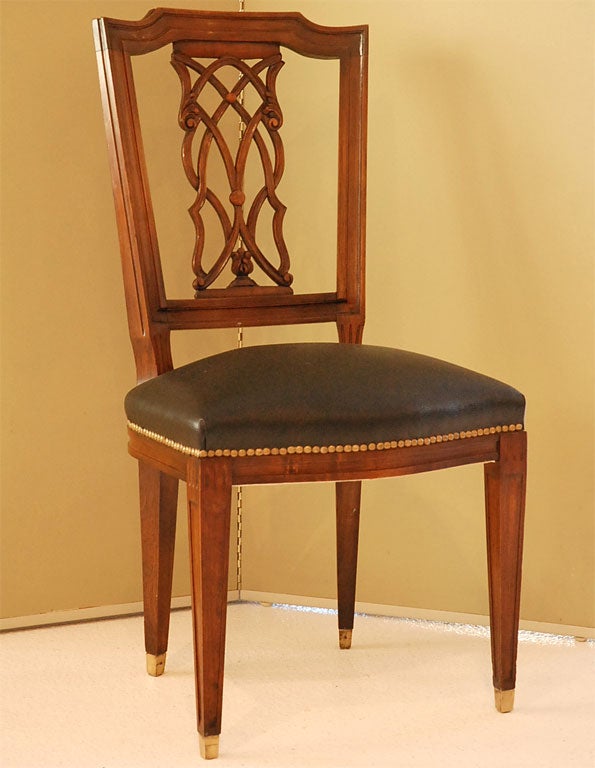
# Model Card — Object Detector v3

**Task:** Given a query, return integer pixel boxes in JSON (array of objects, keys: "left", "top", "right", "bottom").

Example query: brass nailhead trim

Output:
[{"left": 127, "top": 422, "right": 523, "bottom": 459}]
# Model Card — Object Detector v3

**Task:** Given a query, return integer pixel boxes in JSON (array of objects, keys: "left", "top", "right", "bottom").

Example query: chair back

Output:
[{"left": 94, "top": 9, "right": 368, "bottom": 378}]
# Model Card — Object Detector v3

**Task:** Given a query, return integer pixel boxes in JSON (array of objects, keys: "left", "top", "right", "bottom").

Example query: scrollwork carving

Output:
[
  {"left": 263, "top": 90, "right": 283, "bottom": 131},
  {"left": 171, "top": 49, "right": 293, "bottom": 296}
]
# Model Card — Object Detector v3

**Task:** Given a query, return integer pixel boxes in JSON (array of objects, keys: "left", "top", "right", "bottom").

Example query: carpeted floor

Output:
[{"left": 1, "top": 602, "right": 593, "bottom": 767}]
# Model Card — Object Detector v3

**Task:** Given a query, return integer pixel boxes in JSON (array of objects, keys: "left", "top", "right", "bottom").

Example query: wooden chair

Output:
[{"left": 93, "top": 8, "right": 527, "bottom": 760}]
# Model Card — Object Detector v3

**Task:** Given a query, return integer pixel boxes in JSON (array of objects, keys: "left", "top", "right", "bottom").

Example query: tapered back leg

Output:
[
  {"left": 336, "top": 480, "right": 362, "bottom": 650},
  {"left": 484, "top": 430, "right": 527, "bottom": 712},
  {"left": 139, "top": 461, "right": 178, "bottom": 676}
]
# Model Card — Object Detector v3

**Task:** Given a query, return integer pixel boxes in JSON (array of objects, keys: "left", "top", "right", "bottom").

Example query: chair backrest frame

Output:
[{"left": 94, "top": 8, "right": 368, "bottom": 380}]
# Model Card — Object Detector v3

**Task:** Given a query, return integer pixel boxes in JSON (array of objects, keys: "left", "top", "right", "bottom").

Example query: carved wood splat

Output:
[{"left": 171, "top": 41, "right": 294, "bottom": 297}]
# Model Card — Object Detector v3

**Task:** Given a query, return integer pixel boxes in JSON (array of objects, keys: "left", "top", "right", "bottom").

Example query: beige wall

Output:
[
  {"left": 241, "top": 0, "right": 595, "bottom": 629},
  {"left": 0, "top": 0, "right": 238, "bottom": 621},
  {"left": 1, "top": 0, "right": 593, "bottom": 630}
]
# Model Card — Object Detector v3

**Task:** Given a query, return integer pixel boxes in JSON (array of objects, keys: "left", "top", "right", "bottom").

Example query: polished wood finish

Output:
[
  {"left": 187, "top": 458, "right": 232, "bottom": 743},
  {"left": 139, "top": 461, "right": 178, "bottom": 670},
  {"left": 94, "top": 8, "right": 528, "bottom": 759},
  {"left": 485, "top": 430, "right": 527, "bottom": 699},
  {"left": 93, "top": 8, "right": 367, "bottom": 381},
  {"left": 171, "top": 43, "right": 291, "bottom": 294},
  {"left": 336, "top": 481, "right": 361, "bottom": 648},
  {"left": 127, "top": 429, "right": 502, "bottom": 485}
]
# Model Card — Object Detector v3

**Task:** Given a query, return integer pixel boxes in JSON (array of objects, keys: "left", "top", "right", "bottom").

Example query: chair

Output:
[{"left": 93, "top": 8, "right": 527, "bottom": 760}]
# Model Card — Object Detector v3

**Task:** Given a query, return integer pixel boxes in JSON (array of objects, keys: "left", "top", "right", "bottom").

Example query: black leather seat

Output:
[{"left": 126, "top": 343, "right": 525, "bottom": 455}]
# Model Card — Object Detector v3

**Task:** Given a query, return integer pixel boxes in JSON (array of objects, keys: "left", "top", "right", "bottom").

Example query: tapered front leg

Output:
[
  {"left": 187, "top": 457, "right": 233, "bottom": 760},
  {"left": 484, "top": 430, "right": 527, "bottom": 712},
  {"left": 336, "top": 481, "right": 362, "bottom": 650},
  {"left": 139, "top": 461, "right": 178, "bottom": 676}
]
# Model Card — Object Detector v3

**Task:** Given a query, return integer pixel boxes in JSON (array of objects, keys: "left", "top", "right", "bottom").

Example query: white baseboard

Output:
[
  {"left": 0, "top": 592, "right": 239, "bottom": 632},
  {"left": 2, "top": 589, "right": 592, "bottom": 640},
  {"left": 239, "top": 590, "right": 595, "bottom": 640}
]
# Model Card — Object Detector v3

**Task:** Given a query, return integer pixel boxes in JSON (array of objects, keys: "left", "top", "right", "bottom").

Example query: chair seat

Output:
[{"left": 125, "top": 343, "right": 525, "bottom": 456}]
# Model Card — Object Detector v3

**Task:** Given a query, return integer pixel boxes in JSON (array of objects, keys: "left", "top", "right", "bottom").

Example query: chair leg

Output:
[
  {"left": 187, "top": 458, "right": 232, "bottom": 760},
  {"left": 336, "top": 480, "right": 362, "bottom": 650},
  {"left": 139, "top": 461, "right": 178, "bottom": 677},
  {"left": 484, "top": 430, "right": 527, "bottom": 713}
]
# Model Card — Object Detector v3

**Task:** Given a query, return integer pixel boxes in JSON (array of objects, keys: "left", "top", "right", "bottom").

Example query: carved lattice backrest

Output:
[
  {"left": 94, "top": 10, "right": 367, "bottom": 375},
  {"left": 171, "top": 41, "right": 292, "bottom": 297}
]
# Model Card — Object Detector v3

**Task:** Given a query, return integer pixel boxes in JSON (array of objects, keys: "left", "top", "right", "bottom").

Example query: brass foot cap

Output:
[
  {"left": 339, "top": 629, "right": 352, "bottom": 650},
  {"left": 494, "top": 688, "right": 515, "bottom": 713},
  {"left": 146, "top": 653, "right": 166, "bottom": 677},
  {"left": 199, "top": 734, "right": 220, "bottom": 760}
]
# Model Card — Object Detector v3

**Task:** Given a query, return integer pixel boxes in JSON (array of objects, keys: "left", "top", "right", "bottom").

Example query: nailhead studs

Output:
[{"left": 127, "top": 422, "right": 522, "bottom": 459}]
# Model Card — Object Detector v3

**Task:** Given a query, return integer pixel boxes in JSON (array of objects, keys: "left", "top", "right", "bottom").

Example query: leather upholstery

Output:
[{"left": 125, "top": 344, "right": 525, "bottom": 453}]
